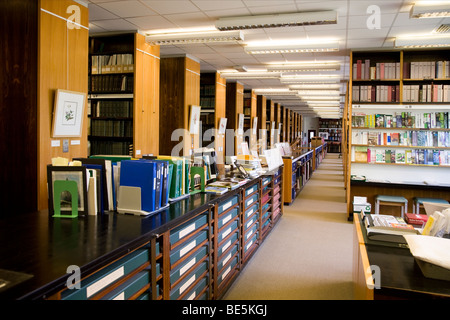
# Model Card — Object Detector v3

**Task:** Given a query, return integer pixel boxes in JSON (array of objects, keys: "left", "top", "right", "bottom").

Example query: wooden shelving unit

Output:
[{"left": 346, "top": 49, "right": 450, "bottom": 219}]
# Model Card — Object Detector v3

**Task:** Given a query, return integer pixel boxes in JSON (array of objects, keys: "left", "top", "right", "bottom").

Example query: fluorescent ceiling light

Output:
[
  {"left": 146, "top": 30, "right": 244, "bottom": 45},
  {"left": 280, "top": 74, "right": 340, "bottom": 84},
  {"left": 410, "top": 2, "right": 450, "bottom": 18},
  {"left": 219, "top": 71, "right": 280, "bottom": 79},
  {"left": 395, "top": 34, "right": 450, "bottom": 48},
  {"left": 289, "top": 84, "right": 341, "bottom": 90},
  {"left": 245, "top": 40, "right": 339, "bottom": 54},
  {"left": 266, "top": 61, "right": 341, "bottom": 72},
  {"left": 215, "top": 11, "right": 337, "bottom": 31},
  {"left": 299, "top": 96, "right": 340, "bottom": 101},
  {"left": 253, "top": 89, "right": 298, "bottom": 96},
  {"left": 297, "top": 90, "right": 340, "bottom": 96}
]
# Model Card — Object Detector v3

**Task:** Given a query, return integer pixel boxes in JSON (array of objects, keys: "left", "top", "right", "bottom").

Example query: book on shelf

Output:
[
  {"left": 204, "top": 185, "right": 228, "bottom": 195},
  {"left": 353, "top": 59, "right": 400, "bottom": 80},
  {"left": 404, "top": 60, "right": 450, "bottom": 80},
  {"left": 91, "top": 54, "right": 134, "bottom": 75}
]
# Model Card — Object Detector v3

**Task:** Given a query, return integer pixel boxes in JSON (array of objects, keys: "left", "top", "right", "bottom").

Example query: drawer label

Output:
[
  {"left": 113, "top": 292, "right": 125, "bottom": 300},
  {"left": 187, "top": 291, "right": 196, "bottom": 300},
  {"left": 222, "top": 265, "right": 231, "bottom": 281},
  {"left": 246, "top": 208, "right": 254, "bottom": 218},
  {"left": 86, "top": 266, "right": 124, "bottom": 298},
  {"left": 246, "top": 240, "right": 253, "bottom": 251},
  {"left": 222, "top": 227, "right": 231, "bottom": 240},
  {"left": 222, "top": 200, "right": 232, "bottom": 211},
  {"left": 180, "top": 257, "right": 197, "bottom": 276},
  {"left": 246, "top": 198, "right": 254, "bottom": 207},
  {"left": 180, "top": 239, "right": 197, "bottom": 258},
  {"left": 222, "top": 213, "right": 232, "bottom": 226},
  {"left": 246, "top": 220, "right": 253, "bottom": 229},
  {"left": 221, "top": 239, "right": 231, "bottom": 254},
  {"left": 223, "top": 252, "right": 232, "bottom": 266},
  {"left": 246, "top": 229, "right": 254, "bottom": 240},
  {"left": 180, "top": 274, "right": 196, "bottom": 295},
  {"left": 179, "top": 223, "right": 196, "bottom": 239}
]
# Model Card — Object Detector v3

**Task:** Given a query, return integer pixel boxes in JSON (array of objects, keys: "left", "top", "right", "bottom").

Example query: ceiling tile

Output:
[
  {"left": 88, "top": 3, "right": 119, "bottom": 20},
  {"left": 92, "top": 18, "right": 139, "bottom": 31},
  {"left": 97, "top": 1, "right": 157, "bottom": 18},
  {"left": 141, "top": 0, "right": 201, "bottom": 15},
  {"left": 164, "top": 12, "right": 214, "bottom": 28},
  {"left": 247, "top": 4, "right": 298, "bottom": 15},
  {"left": 192, "top": 0, "right": 246, "bottom": 11},
  {"left": 126, "top": 15, "right": 176, "bottom": 30}
]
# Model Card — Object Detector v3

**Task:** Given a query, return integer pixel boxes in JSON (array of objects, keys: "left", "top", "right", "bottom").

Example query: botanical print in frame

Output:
[{"left": 52, "top": 89, "right": 85, "bottom": 137}]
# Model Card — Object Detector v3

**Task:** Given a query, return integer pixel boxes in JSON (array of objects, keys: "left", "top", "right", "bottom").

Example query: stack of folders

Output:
[
  {"left": 154, "top": 156, "right": 190, "bottom": 201},
  {"left": 363, "top": 213, "right": 419, "bottom": 244},
  {"left": 119, "top": 159, "right": 171, "bottom": 214}
]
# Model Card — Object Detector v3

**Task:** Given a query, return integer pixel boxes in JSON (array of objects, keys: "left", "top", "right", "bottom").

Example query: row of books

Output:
[
  {"left": 404, "top": 61, "right": 450, "bottom": 79},
  {"left": 200, "top": 84, "right": 215, "bottom": 96},
  {"left": 352, "top": 85, "right": 400, "bottom": 103},
  {"left": 403, "top": 84, "right": 450, "bottom": 103},
  {"left": 353, "top": 147, "right": 450, "bottom": 166},
  {"left": 353, "top": 60, "right": 400, "bottom": 80},
  {"left": 352, "top": 112, "right": 450, "bottom": 129},
  {"left": 353, "top": 59, "right": 450, "bottom": 80},
  {"left": 199, "top": 96, "right": 215, "bottom": 108},
  {"left": 352, "top": 130, "right": 450, "bottom": 148},
  {"left": 88, "top": 100, "right": 133, "bottom": 118},
  {"left": 91, "top": 54, "right": 134, "bottom": 75},
  {"left": 90, "top": 119, "right": 133, "bottom": 138},
  {"left": 89, "top": 141, "right": 132, "bottom": 156},
  {"left": 89, "top": 74, "right": 134, "bottom": 93}
]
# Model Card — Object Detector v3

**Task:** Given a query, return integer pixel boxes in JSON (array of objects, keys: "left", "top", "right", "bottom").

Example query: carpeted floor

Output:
[{"left": 222, "top": 153, "right": 355, "bottom": 300}]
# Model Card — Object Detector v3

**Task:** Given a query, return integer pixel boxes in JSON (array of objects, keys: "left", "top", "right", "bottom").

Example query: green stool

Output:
[
  {"left": 375, "top": 195, "right": 408, "bottom": 218},
  {"left": 413, "top": 197, "right": 449, "bottom": 214}
]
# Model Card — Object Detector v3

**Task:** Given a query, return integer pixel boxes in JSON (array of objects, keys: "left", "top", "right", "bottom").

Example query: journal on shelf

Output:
[{"left": 362, "top": 213, "right": 419, "bottom": 243}]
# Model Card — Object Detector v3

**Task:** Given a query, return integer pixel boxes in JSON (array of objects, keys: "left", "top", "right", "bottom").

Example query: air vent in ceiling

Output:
[{"left": 433, "top": 24, "right": 450, "bottom": 34}]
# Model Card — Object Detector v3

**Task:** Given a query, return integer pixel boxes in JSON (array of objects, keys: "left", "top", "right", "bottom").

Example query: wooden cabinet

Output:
[
  {"left": 226, "top": 81, "right": 245, "bottom": 157},
  {"left": 256, "top": 95, "right": 267, "bottom": 152},
  {"left": 159, "top": 55, "right": 200, "bottom": 157},
  {"left": 0, "top": 0, "right": 89, "bottom": 213},
  {"left": 283, "top": 150, "right": 314, "bottom": 205}
]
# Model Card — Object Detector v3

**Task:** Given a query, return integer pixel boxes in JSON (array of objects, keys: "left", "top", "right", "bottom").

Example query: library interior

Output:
[{"left": 1, "top": 0, "right": 450, "bottom": 302}]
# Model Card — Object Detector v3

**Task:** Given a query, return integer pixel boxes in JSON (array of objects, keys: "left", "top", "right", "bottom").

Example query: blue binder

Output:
[{"left": 120, "top": 160, "right": 157, "bottom": 213}]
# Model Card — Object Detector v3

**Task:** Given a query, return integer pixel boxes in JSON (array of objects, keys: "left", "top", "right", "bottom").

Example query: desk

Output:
[{"left": 353, "top": 213, "right": 450, "bottom": 300}]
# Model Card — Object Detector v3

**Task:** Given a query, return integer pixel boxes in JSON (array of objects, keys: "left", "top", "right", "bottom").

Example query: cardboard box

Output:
[{"left": 353, "top": 202, "right": 371, "bottom": 214}]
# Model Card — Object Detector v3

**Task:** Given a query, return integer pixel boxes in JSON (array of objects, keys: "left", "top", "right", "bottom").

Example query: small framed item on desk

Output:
[{"left": 47, "top": 165, "right": 88, "bottom": 218}]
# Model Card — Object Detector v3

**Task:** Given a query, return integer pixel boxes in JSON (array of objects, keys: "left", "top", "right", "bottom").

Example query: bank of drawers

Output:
[
  {"left": 216, "top": 194, "right": 241, "bottom": 293},
  {"left": 168, "top": 210, "right": 210, "bottom": 300},
  {"left": 61, "top": 243, "right": 153, "bottom": 300},
  {"left": 243, "top": 183, "right": 259, "bottom": 261}
]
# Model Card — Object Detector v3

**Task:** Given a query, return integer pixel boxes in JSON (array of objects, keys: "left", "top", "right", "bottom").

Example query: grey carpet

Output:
[{"left": 222, "top": 153, "right": 355, "bottom": 300}]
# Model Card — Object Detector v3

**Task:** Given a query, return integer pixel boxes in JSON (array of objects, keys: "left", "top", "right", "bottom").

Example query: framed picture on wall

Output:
[
  {"left": 52, "top": 89, "right": 86, "bottom": 137},
  {"left": 218, "top": 117, "right": 227, "bottom": 135},
  {"left": 189, "top": 105, "right": 201, "bottom": 134}
]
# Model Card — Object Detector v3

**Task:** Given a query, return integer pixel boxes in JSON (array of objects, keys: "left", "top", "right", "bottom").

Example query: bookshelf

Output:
[
  {"left": 256, "top": 95, "right": 267, "bottom": 153},
  {"left": 199, "top": 72, "right": 226, "bottom": 166},
  {"left": 243, "top": 89, "right": 257, "bottom": 150},
  {"left": 266, "top": 99, "right": 275, "bottom": 148},
  {"left": 347, "top": 49, "right": 450, "bottom": 218},
  {"left": 319, "top": 118, "right": 342, "bottom": 153},
  {"left": 88, "top": 33, "right": 160, "bottom": 158}
]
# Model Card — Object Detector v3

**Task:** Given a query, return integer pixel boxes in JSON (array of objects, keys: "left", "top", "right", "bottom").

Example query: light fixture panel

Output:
[
  {"left": 146, "top": 30, "right": 244, "bottom": 45},
  {"left": 215, "top": 11, "right": 337, "bottom": 31},
  {"left": 410, "top": 3, "right": 450, "bottom": 18}
]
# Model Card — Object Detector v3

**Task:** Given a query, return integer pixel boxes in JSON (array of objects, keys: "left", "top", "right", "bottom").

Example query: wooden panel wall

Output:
[
  {"left": 38, "top": 0, "right": 89, "bottom": 210},
  {"left": 134, "top": 34, "right": 160, "bottom": 157},
  {"left": 215, "top": 73, "right": 226, "bottom": 165},
  {"left": 159, "top": 55, "right": 200, "bottom": 157},
  {"left": 249, "top": 90, "right": 257, "bottom": 150},
  {"left": 256, "top": 95, "right": 267, "bottom": 152},
  {"left": 0, "top": 0, "right": 39, "bottom": 216},
  {"left": 226, "top": 82, "right": 244, "bottom": 156}
]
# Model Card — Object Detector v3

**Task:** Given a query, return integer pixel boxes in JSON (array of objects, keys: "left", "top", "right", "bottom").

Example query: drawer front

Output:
[
  {"left": 261, "top": 193, "right": 270, "bottom": 206},
  {"left": 245, "top": 183, "right": 258, "bottom": 197},
  {"left": 218, "top": 255, "right": 239, "bottom": 286},
  {"left": 61, "top": 248, "right": 149, "bottom": 300},
  {"left": 218, "top": 220, "right": 238, "bottom": 243},
  {"left": 244, "top": 203, "right": 258, "bottom": 221},
  {"left": 273, "top": 185, "right": 280, "bottom": 195},
  {"left": 170, "top": 260, "right": 209, "bottom": 300},
  {"left": 261, "top": 202, "right": 270, "bottom": 214},
  {"left": 262, "top": 208, "right": 271, "bottom": 221},
  {"left": 182, "top": 275, "right": 209, "bottom": 300},
  {"left": 273, "top": 207, "right": 281, "bottom": 219},
  {"left": 170, "top": 245, "right": 208, "bottom": 285},
  {"left": 274, "top": 175, "right": 281, "bottom": 185},
  {"left": 262, "top": 218, "right": 270, "bottom": 230},
  {"left": 101, "top": 269, "right": 150, "bottom": 300},
  {"left": 244, "top": 213, "right": 258, "bottom": 231},
  {"left": 217, "top": 243, "right": 239, "bottom": 272},
  {"left": 273, "top": 193, "right": 280, "bottom": 203},
  {"left": 170, "top": 213, "right": 208, "bottom": 244},
  {"left": 170, "top": 230, "right": 208, "bottom": 265},
  {"left": 218, "top": 231, "right": 238, "bottom": 256},
  {"left": 245, "top": 222, "right": 258, "bottom": 242},
  {"left": 244, "top": 193, "right": 258, "bottom": 209},
  {"left": 217, "top": 207, "right": 238, "bottom": 230},
  {"left": 262, "top": 176, "right": 272, "bottom": 187},
  {"left": 244, "top": 232, "right": 258, "bottom": 254},
  {"left": 218, "top": 195, "right": 239, "bottom": 214}
]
